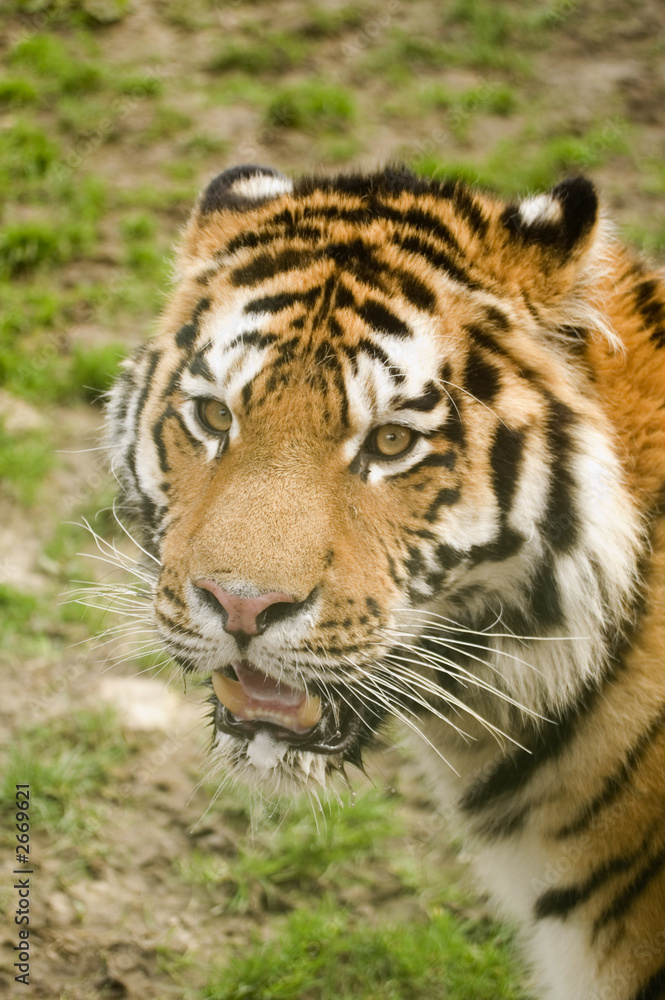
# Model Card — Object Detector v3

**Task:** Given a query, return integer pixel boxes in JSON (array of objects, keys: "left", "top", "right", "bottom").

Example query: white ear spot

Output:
[
  {"left": 519, "top": 194, "right": 563, "bottom": 227},
  {"left": 231, "top": 174, "right": 293, "bottom": 201}
]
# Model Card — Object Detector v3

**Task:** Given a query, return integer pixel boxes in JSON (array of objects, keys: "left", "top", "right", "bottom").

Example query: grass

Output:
[
  {"left": 8, "top": 32, "right": 104, "bottom": 96},
  {"left": 411, "top": 120, "right": 631, "bottom": 196},
  {"left": 0, "top": 423, "right": 55, "bottom": 506},
  {"left": 208, "top": 34, "right": 310, "bottom": 75},
  {"left": 0, "top": 708, "right": 134, "bottom": 841},
  {"left": 0, "top": 1, "right": 661, "bottom": 997},
  {"left": 298, "top": 5, "right": 366, "bottom": 37},
  {"left": 182, "top": 787, "right": 404, "bottom": 912},
  {"left": 202, "top": 900, "right": 526, "bottom": 1000},
  {"left": 265, "top": 81, "right": 356, "bottom": 133},
  {"left": 0, "top": 584, "right": 43, "bottom": 644}
]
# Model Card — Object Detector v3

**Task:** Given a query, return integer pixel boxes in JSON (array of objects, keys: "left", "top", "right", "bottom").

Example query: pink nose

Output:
[{"left": 196, "top": 579, "right": 296, "bottom": 635}]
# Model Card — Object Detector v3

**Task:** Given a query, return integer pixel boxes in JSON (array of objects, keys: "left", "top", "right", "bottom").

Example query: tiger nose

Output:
[{"left": 195, "top": 579, "right": 297, "bottom": 636}]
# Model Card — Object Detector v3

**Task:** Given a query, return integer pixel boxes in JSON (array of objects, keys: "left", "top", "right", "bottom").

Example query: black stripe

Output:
[
  {"left": 393, "top": 452, "right": 456, "bottom": 480},
  {"left": 632, "top": 964, "right": 665, "bottom": 1000},
  {"left": 398, "top": 382, "right": 442, "bottom": 412},
  {"left": 369, "top": 202, "right": 464, "bottom": 255},
  {"left": 175, "top": 323, "right": 197, "bottom": 351},
  {"left": 335, "top": 281, "right": 357, "bottom": 310},
  {"left": 152, "top": 404, "right": 202, "bottom": 475},
  {"left": 225, "top": 223, "right": 322, "bottom": 257},
  {"left": 155, "top": 608, "right": 203, "bottom": 639},
  {"left": 535, "top": 829, "right": 652, "bottom": 920},
  {"left": 466, "top": 322, "right": 507, "bottom": 357},
  {"left": 438, "top": 393, "right": 465, "bottom": 448},
  {"left": 125, "top": 349, "right": 160, "bottom": 486},
  {"left": 352, "top": 337, "right": 392, "bottom": 365},
  {"left": 231, "top": 248, "right": 314, "bottom": 286},
  {"left": 312, "top": 273, "right": 336, "bottom": 324},
  {"left": 453, "top": 184, "right": 489, "bottom": 236},
  {"left": 328, "top": 316, "right": 343, "bottom": 338},
  {"left": 162, "top": 586, "right": 185, "bottom": 608},
  {"left": 540, "top": 396, "right": 579, "bottom": 553},
  {"left": 188, "top": 353, "right": 214, "bottom": 381},
  {"left": 175, "top": 298, "right": 211, "bottom": 353},
  {"left": 392, "top": 233, "right": 479, "bottom": 290},
  {"left": 244, "top": 290, "right": 319, "bottom": 315},
  {"left": 467, "top": 526, "right": 525, "bottom": 565},
  {"left": 460, "top": 686, "right": 598, "bottom": 814},
  {"left": 556, "top": 705, "right": 665, "bottom": 839},
  {"left": 324, "top": 240, "right": 389, "bottom": 293},
  {"left": 527, "top": 555, "right": 563, "bottom": 629},
  {"left": 464, "top": 347, "right": 500, "bottom": 404},
  {"left": 484, "top": 305, "right": 511, "bottom": 331},
  {"left": 594, "top": 840, "right": 665, "bottom": 937},
  {"left": 193, "top": 297, "right": 211, "bottom": 322},
  {"left": 162, "top": 355, "right": 188, "bottom": 398},
  {"left": 424, "top": 487, "right": 461, "bottom": 522},
  {"left": 227, "top": 330, "right": 279, "bottom": 351},
  {"left": 358, "top": 299, "right": 411, "bottom": 337},
  {"left": 241, "top": 378, "right": 254, "bottom": 411},
  {"left": 490, "top": 424, "right": 524, "bottom": 514},
  {"left": 397, "top": 269, "right": 437, "bottom": 312}
]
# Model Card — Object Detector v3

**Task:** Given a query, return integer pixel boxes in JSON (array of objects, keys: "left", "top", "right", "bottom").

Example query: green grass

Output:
[
  {"left": 297, "top": 5, "right": 366, "bottom": 37},
  {"left": 183, "top": 786, "right": 527, "bottom": 997},
  {"left": 0, "top": 423, "right": 54, "bottom": 505},
  {"left": 0, "top": 585, "right": 43, "bottom": 643},
  {"left": 0, "top": 76, "right": 39, "bottom": 105},
  {"left": 202, "top": 900, "right": 526, "bottom": 1000},
  {"left": 6, "top": 0, "right": 131, "bottom": 22},
  {"left": 0, "top": 708, "right": 134, "bottom": 841},
  {"left": 265, "top": 81, "right": 356, "bottom": 133},
  {"left": 208, "top": 34, "right": 310, "bottom": 75},
  {"left": 8, "top": 33, "right": 104, "bottom": 96},
  {"left": 0, "top": 120, "right": 60, "bottom": 185},
  {"left": 0, "top": 3, "right": 661, "bottom": 997},
  {"left": 412, "top": 121, "right": 631, "bottom": 195},
  {"left": 183, "top": 788, "right": 403, "bottom": 912}
]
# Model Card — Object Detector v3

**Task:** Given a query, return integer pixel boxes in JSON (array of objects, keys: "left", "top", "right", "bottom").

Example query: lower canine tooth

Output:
[
  {"left": 211, "top": 672, "right": 248, "bottom": 715},
  {"left": 297, "top": 693, "right": 322, "bottom": 730}
]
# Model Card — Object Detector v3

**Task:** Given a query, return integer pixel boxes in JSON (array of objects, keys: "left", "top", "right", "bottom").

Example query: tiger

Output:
[{"left": 105, "top": 164, "right": 665, "bottom": 1000}]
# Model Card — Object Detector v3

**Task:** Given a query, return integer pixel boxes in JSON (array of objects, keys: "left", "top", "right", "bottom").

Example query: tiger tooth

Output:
[
  {"left": 211, "top": 672, "right": 248, "bottom": 715},
  {"left": 296, "top": 693, "right": 322, "bottom": 730}
]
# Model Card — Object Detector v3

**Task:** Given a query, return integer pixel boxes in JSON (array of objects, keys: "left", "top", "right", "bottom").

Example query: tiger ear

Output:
[
  {"left": 497, "top": 177, "right": 619, "bottom": 347},
  {"left": 196, "top": 164, "right": 293, "bottom": 216},
  {"left": 500, "top": 176, "right": 598, "bottom": 257},
  {"left": 176, "top": 165, "right": 293, "bottom": 281}
]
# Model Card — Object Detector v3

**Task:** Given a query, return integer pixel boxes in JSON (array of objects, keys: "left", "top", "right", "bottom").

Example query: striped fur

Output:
[{"left": 106, "top": 166, "right": 665, "bottom": 999}]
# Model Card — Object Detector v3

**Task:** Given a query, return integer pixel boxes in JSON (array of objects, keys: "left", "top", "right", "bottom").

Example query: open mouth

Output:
[{"left": 211, "top": 660, "right": 365, "bottom": 756}]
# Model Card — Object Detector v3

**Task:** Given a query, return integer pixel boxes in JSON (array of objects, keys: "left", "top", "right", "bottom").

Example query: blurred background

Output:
[{"left": 1, "top": 0, "right": 664, "bottom": 997}]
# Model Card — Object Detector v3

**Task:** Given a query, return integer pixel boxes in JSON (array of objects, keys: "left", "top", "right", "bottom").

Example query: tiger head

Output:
[{"left": 106, "top": 166, "right": 640, "bottom": 794}]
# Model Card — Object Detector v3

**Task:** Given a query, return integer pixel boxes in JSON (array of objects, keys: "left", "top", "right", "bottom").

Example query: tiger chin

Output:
[{"left": 105, "top": 164, "right": 665, "bottom": 1000}]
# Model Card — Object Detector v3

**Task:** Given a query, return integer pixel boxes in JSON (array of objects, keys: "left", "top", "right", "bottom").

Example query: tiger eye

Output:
[
  {"left": 197, "top": 399, "right": 232, "bottom": 434},
  {"left": 373, "top": 424, "right": 414, "bottom": 457}
]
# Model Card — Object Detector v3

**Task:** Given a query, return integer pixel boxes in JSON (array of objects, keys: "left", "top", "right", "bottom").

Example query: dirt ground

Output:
[{"left": 2, "top": 0, "right": 665, "bottom": 997}]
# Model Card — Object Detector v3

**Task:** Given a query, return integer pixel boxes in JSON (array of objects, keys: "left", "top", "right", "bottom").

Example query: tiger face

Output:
[{"left": 106, "top": 166, "right": 640, "bottom": 795}]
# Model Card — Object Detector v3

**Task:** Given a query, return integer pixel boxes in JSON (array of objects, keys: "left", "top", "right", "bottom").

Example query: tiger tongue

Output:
[
  {"left": 211, "top": 660, "right": 322, "bottom": 733},
  {"left": 233, "top": 660, "right": 304, "bottom": 706}
]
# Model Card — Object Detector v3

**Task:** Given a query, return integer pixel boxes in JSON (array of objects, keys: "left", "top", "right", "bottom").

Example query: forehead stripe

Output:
[
  {"left": 227, "top": 330, "right": 279, "bottom": 351},
  {"left": 393, "top": 233, "right": 481, "bottom": 291},
  {"left": 358, "top": 299, "right": 411, "bottom": 339},
  {"left": 174, "top": 297, "right": 211, "bottom": 353},
  {"left": 397, "top": 382, "right": 442, "bottom": 412},
  {"left": 244, "top": 289, "right": 320, "bottom": 315},
  {"left": 231, "top": 248, "right": 314, "bottom": 287},
  {"left": 188, "top": 353, "right": 214, "bottom": 381}
]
